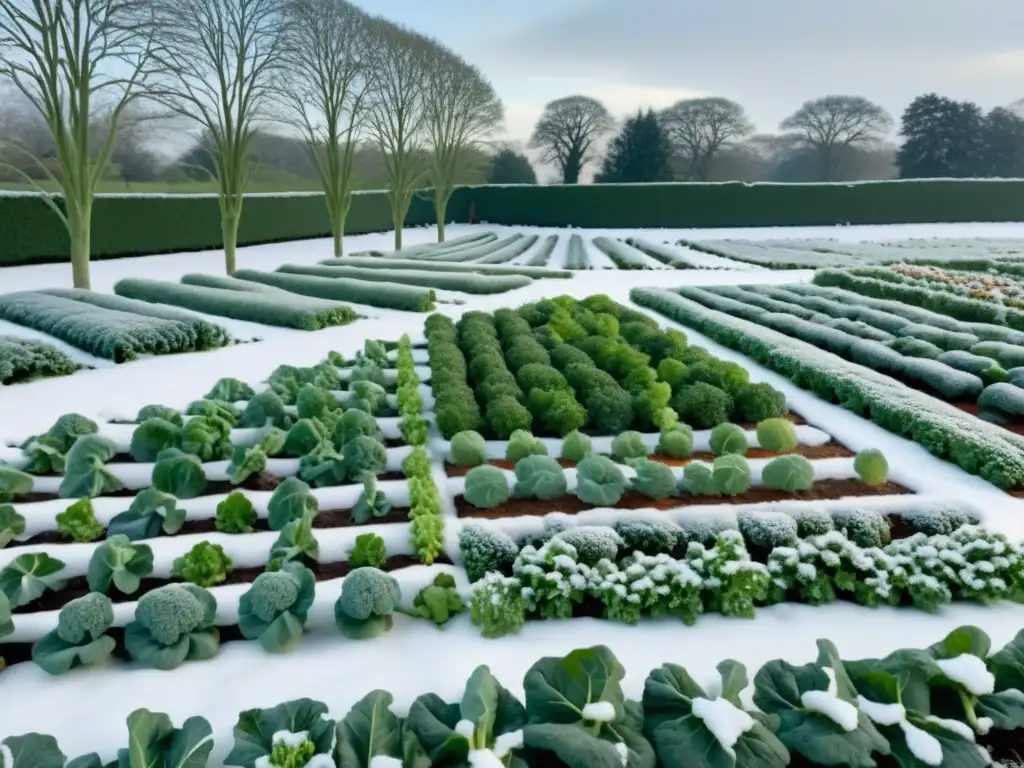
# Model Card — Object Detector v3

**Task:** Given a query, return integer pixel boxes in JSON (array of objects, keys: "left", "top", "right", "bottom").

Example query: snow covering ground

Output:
[{"left": 4, "top": 220, "right": 1024, "bottom": 760}]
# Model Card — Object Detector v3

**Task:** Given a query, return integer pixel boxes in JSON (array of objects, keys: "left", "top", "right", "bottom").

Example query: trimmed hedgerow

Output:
[
  {"left": 0, "top": 336, "right": 79, "bottom": 384},
  {"left": 426, "top": 314, "right": 484, "bottom": 438},
  {"left": 276, "top": 263, "right": 532, "bottom": 295},
  {"left": 233, "top": 269, "right": 435, "bottom": 312}
]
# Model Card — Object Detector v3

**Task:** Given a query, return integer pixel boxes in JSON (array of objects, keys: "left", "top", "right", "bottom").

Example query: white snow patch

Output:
[
  {"left": 615, "top": 742, "right": 629, "bottom": 766},
  {"left": 801, "top": 690, "right": 859, "bottom": 732},
  {"left": 493, "top": 730, "right": 523, "bottom": 758},
  {"left": 934, "top": 655, "right": 996, "bottom": 695},
  {"left": 455, "top": 719, "right": 476, "bottom": 739},
  {"left": 368, "top": 758, "right": 403, "bottom": 768},
  {"left": 305, "top": 755, "right": 336, "bottom": 768},
  {"left": 924, "top": 716, "right": 975, "bottom": 741},
  {"left": 977, "top": 716, "right": 994, "bottom": 735},
  {"left": 272, "top": 730, "right": 310, "bottom": 747},
  {"left": 899, "top": 720, "right": 943, "bottom": 766},
  {"left": 467, "top": 750, "right": 505, "bottom": 768},
  {"left": 691, "top": 697, "right": 755, "bottom": 758},
  {"left": 856, "top": 696, "right": 905, "bottom": 726},
  {"left": 582, "top": 701, "right": 618, "bottom": 722}
]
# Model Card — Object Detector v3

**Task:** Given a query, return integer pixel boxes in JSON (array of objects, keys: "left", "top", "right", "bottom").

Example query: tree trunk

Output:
[
  {"left": 222, "top": 211, "right": 240, "bottom": 274},
  {"left": 393, "top": 208, "right": 403, "bottom": 250},
  {"left": 67, "top": 199, "right": 92, "bottom": 290},
  {"left": 435, "top": 190, "right": 448, "bottom": 242},
  {"left": 331, "top": 203, "right": 346, "bottom": 259}
]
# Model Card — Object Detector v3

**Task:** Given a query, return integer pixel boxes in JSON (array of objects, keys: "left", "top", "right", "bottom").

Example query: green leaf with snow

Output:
[
  {"left": 333, "top": 690, "right": 403, "bottom": 768},
  {"left": 0, "top": 552, "right": 67, "bottom": 608},
  {"left": 988, "top": 628, "right": 1024, "bottom": 693},
  {"left": 225, "top": 698, "right": 334, "bottom": 768},
  {"left": 752, "top": 658, "right": 888, "bottom": 767},
  {"left": 643, "top": 661, "right": 789, "bottom": 768},
  {"left": 0, "top": 503, "right": 26, "bottom": 548}
]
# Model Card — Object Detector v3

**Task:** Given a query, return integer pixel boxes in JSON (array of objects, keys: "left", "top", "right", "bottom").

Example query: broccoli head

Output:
[
  {"left": 249, "top": 570, "right": 300, "bottom": 623},
  {"left": 135, "top": 584, "right": 205, "bottom": 645},
  {"left": 339, "top": 567, "right": 400, "bottom": 620},
  {"left": 56, "top": 592, "right": 114, "bottom": 644}
]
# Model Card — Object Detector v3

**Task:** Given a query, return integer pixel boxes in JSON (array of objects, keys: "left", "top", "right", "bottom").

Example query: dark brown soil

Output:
[
  {"left": 444, "top": 441, "right": 853, "bottom": 478},
  {"left": 953, "top": 401, "right": 1024, "bottom": 436},
  {"left": 456, "top": 478, "right": 910, "bottom": 519},
  {"left": 0, "top": 553, "right": 451, "bottom": 667}
]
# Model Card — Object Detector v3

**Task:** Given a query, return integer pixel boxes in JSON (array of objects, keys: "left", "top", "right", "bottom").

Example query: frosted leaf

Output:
[
  {"left": 935, "top": 655, "right": 995, "bottom": 695},
  {"left": 899, "top": 721, "right": 943, "bottom": 766},
  {"left": 801, "top": 691, "right": 858, "bottom": 732},
  {"left": 924, "top": 716, "right": 975, "bottom": 741},
  {"left": 691, "top": 697, "right": 755, "bottom": 758}
]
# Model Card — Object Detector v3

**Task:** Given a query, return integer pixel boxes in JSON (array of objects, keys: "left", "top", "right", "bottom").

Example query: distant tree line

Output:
[{"left": 526, "top": 93, "right": 1024, "bottom": 185}]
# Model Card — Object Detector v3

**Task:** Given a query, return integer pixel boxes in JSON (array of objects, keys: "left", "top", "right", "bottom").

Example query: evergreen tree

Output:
[
  {"left": 595, "top": 109, "right": 673, "bottom": 183},
  {"left": 983, "top": 107, "right": 1024, "bottom": 177},
  {"left": 897, "top": 94, "right": 987, "bottom": 178},
  {"left": 487, "top": 149, "right": 537, "bottom": 184}
]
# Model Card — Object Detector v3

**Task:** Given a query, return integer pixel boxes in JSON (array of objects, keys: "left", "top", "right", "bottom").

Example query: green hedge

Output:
[
  {"left": 5, "top": 179, "right": 1024, "bottom": 266},
  {"left": 0, "top": 190, "right": 440, "bottom": 265}
]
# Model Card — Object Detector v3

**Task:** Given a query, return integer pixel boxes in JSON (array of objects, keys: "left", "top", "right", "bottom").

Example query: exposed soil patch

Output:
[
  {"left": 10, "top": 500, "right": 410, "bottom": 548},
  {"left": 1, "top": 553, "right": 450, "bottom": 667},
  {"left": 443, "top": 442, "right": 854, "bottom": 478},
  {"left": 455, "top": 478, "right": 910, "bottom": 519}
]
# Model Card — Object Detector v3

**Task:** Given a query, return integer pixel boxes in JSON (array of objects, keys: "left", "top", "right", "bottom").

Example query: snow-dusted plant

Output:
[
  {"left": 767, "top": 540, "right": 837, "bottom": 606},
  {"left": 469, "top": 572, "right": 527, "bottom": 639},
  {"left": 882, "top": 533, "right": 955, "bottom": 612},
  {"left": 791, "top": 506, "right": 834, "bottom": 537},
  {"left": 459, "top": 524, "right": 520, "bottom": 583},
  {"left": 593, "top": 553, "right": 703, "bottom": 626},
  {"left": 614, "top": 518, "right": 682, "bottom": 556},
  {"left": 553, "top": 526, "right": 623, "bottom": 566},
  {"left": 832, "top": 509, "right": 891, "bottom": 548},
  {"left": 512, "top": 538, "right": 590, "bottom": 619},
  {"left": 224, "top": 698, "right": 334, "bottom": 768},
  {"left": 737, "top": 510, "right": 798, "bottom": 551},
  {"left": 686, "top": 531, "right": 769, "bottom": 619},
  {"left": 946, "top": 525, "right": 1024, "bottom": 603}
]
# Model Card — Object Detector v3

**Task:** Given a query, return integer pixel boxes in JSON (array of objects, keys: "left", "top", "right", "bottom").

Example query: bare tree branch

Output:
[
  {"left": 421, "top": 42, "right": 502, "bottom": 241},
  {"left": 148, "top": 0, "right": 287, "bottom": 273},
  {"left": 780, "top": 95, "right": 892, "bottom": 181},
  {"left": 660, "top": 97, "right": 753, "bottom": 181},
  {"left": 528, "top": 95, "right": 612, "bottom": 184},
  {"left": 0, "top": 0, "right": 158, "bottom": 287}
]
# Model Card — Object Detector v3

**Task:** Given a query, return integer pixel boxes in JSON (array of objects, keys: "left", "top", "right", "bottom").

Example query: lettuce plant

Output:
[
  {"left": 186, "top": 398, "right": 240, "bottom": 425},
  {"left": 152, "top": 448, "right": 207, "bottom": 499},
  {"left": 298, "top": 441, "right": 347, "bottom": 487},
  {"left": 611, "top": 430, "right": 649, "bottom": 462},
  {"left": 399, "top": 414, "right": 429, "bottom": 446},
  {"left": 560, "top": 429, "right": 592, "bottom": 462},
  {"left": 629, "top": 458, "right": 679, "bottom": 500},
  {"left": 107, "top": 487, "right": 187, "bottom": 540},
  {"left": 268, "top": 477, "right": 318, "bottom": 531},
  {"left": 295, "top": 384, "right": 337, "bottom": 421},
  {"left": 351, "top": 473, "right": 392, "bottom": 524},
  {"left": 240, "top": 390, "right": 292, "bottom": 429},
  {"left": 136, "top": 404, "right": 183, "bottom": 426},
  {"left": 87, "top": 534, "right": 154, "bottom": 595},
  {"left": 238, "top": 562, "right": 316, "bottom": 652},
  {"left": 32, "top": 592, "right": 116, "bottom": 676},
  {"left": 334, "top": 567, "right": 400, "bottom": 639},
  {"left": 762, "top": 455, "right": 815, "bottom": 492},
  {"left": 58, "top": 435, "right": 122, "bottom": 499},
  {"left": 124, "top": 583, "right": 219, "bottom": 670},
  {"left": 709, "top": 422, "right": 749, "bottom": 456},
  {"left": 513, "top": 454, "right": 567, "bottom": 500},
  {"left": 644, "top": 656, "right": 788, "bottom": 768},
  {"left": 464, "top": 465, "right": 511, "bottom": 509},
  {"left": 0, "top": 552, "right": 66, "bottom": 608},
  {"left": 225, "top": 698, "right": 334, "bottom": 768},
  {"left": 180, "top": 415, "right": 233, "bottom": 462},
  {"left": 402, "top": 445, "right": 431, "bottom": 477},
  {"left": 756, "top": 417, "right": 798, "bottom": 452},
  {"left": 206, "top": 377, "right": 255, "bottom": 402},
  {"left": 450, "top": 430, "right": 487, "bottom": 467},
  {"left": 854, "top": 449, "right": 889, "bottom": 486},
  {"left": 412, "top": 573, "right": 464, "bottom": 626},
  {"left": 574, "top": 455, "right": 626, "bottom": 507},
  {"left": 270, "top": 510, "right": 320, "bottom": 568},
  {"left": 172, "top": 541, "right": 233, "bottom": 587},
  {"left": 283, "top": 418, "right": 328, "bottom": 458},
  {"left": 333, "top": 408, "right": 382, "bottom": 448},
  {"left": 505, "top": 429, "right": 547, "bottom": 463},
  {"left": 0, "top": 465, "right": 33, "bottom": 503},
  {"left": 55, "top": 498, "right": 104, "bottom": 542},
  {"left": 348, "top": 532, "right": 387, "bottom": 568},
  {"left": 19, "top": 433, "right": 66, "bottom": 474},
  {"left": 404, "top": 665, "right": 526, "bottom": 765},
  {"left": 129, "top": 417, "right": 182, "bottom": 463},
  {"left": 216, "top": 491, "right": 257, "bottom": 533},
  {"left": 0, "top": 504, "right": 25, "bottom": 548}
]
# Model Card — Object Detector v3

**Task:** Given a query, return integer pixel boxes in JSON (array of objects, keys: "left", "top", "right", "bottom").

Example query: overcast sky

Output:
[{"left": 356, "top": 0, "right": 1024, "bottom": 144}]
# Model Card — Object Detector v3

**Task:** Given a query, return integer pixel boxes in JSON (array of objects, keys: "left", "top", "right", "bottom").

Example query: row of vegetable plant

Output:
[{"left": 0, "top": 336, "right": 81, "bottom": 385}]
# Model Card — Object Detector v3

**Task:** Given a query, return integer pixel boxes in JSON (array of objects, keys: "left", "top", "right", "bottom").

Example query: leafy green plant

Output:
[
  {"left": 709, "top": 422, "right": 749, "bottom": 456},
  {"left": 283, "top": 418, "right": 328, "bottom": 458},
  {"left": 152, "top": 447, "right": 207, "bottom": 499},
  {"left": 672, "top": 382, "right": 734, "bottom": 429},
  {"left": 757, "top": 418, "right": 798, "bottom": 452},
  {"left": 611, "top": 430, "right": 649, "bottom": 462},
  {"left": 238, "top": 562, "right": 316, "bottom": 653},
  {"left": 348, "top": 532, "right": 387, "bottom": 568},
  {"left": 295, "top": 384, "right": 337, "bottom": 421},
  {"left": 87, "top": 534, "right": 154, "bottom": 595},
  {"left": 469, "top": 572, "right": 527, "bottom": 638},
  {"left": 137, "top": 404, "right": 183, "bottom": 426},
  {"left": 106, "top": 487, "right": 186, "bottom": 540},
  {"left": 180, "top": 415, "right": 233, "bottom": 462},
  {"left": 19, "top": 434, "right": 66, "bottom": 474},
  {"left": 505, "top": 429, "right": 547, "bottom": 463},
  {"left": 0, "top": 503, "right": 26, "bottom": 548},
  {"left": 0, "top": 465, "right": 33, "bottom": 503},
  {"left": 224, "top": 698, "right": 334, "bottom": 768},
  {"left": 560, "top": 429, "right": 592, "bottom": 462},
  {"left": 657, "top": 423, "right": 694, "bottom": 459},
  {"left": 464, "top": 465, "right": 511, "bottom": 509},
  {"left": 682, "top": 461, "right": 718, "bottom": 496},
  {"left": 129, "top": 417, "right": 182, "bottom": 463},
  {"left": 854, "top": 449, "right": 889, "bottom": 486},
  {"left": 412, "top": 573, "right": 465, "bottom": 626},
  {"left": 343, "top": 435, "right": 387, "bottom": 481},
  {"left": 334, "top": 567, "right": 401, "bottom": 639},
  {"left": 216, "top": 492, "right": 257, "bottom": 533},
  {"left": 351, "top": 472, "right": 393, "bottom": 524},
  {"left": 240, "top": 390, "right": 292, "bottom": 429},
  {"left": 399, "top": 415, "right": 429, "bottom": 446},
  {"left": 186, "top": 398, "right": 240, "bottom": 425},
  {"left": 270, "top": 510, "right": 320, "bottom": 569},
  {"left": 206, "top": 377, "right": 255, "bottom": 402},
  {"left": 58, "top": 435, "right": 122, "bottom": 499},
  {"left": 450, "top": 430, "right": 487, "bottom": 467},
  {"left": 298, "top": 440, "right": 347, "bottom": 488},
  {"left": 172, "top": 541, "right": 234, "bottom": 587},
  {"left": 514, "top": 454, "right": 568, "bottom": 500},
  {"left": 55, "top": 498, "right": 104, "bottom": 542},
  {"left": 630, "top": 457, "right": 679, "bottom": 500},
  {"left": 712, "top": 454, "right": 751, "bottom": 496},
  {"left": 574, "top": 455, "right": 627, "bottom": 507},
  {"left": 0, "top": 552, "right": 66, "bottom": 607},
  {"left": 45, "top": 413, "right": 99, "bottom": 450},
  {"left": 32, "top": 592, "right": 116, "bottom": 676},
  {"left": 123, "top": 583, "right": 219, "bottom": 670},
  {"left": 268, "top": 477, "right": 318, "bottom": 531},
  {"left": 763, "top": 455, "right": 815, "bottom": 492}
]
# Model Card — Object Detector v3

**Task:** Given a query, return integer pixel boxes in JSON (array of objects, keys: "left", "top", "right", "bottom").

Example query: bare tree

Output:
[
  {"left": 528, "top": 96, "right": 612, "bottom": 184},
  {"left": 780, "top": 95, "right": 892, "bottom": 181},
  {"left": 279, "top": 0, "right": 372, "bottom": 258},
  {"left": 364, "top": 19, "right": 431, "bottom": 250},
  {"left": 422, "top": 44, "right": 502, "bottom": 241},
  {"left": 149, "top": 0, "right": 287, "bottom": 273},
  {"left": 660, "top": 97, "right": 753, "bottom": 181},
  {"left": 0, "top": 0, "right": 156, "bottom": 288}
]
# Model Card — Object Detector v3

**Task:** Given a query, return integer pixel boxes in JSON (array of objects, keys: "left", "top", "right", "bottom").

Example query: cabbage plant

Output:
[
  {"left": 152, "top": 448, "right": 206, "bottom": 499},
  {"left": 574, "top": 455, "right": 626, "bottom": 507},
  {"left": 0, "top": 504, "right": 25, "bottom": 548},
  {"left": 854, "top": 449, "right": 889, "bottom": 486},
  {"left": 32, "top": 593, "right": 116, "bottom": 676},
  {"left": 629, "top": 458, "right": 679, "bottom": 500},
  {"left": 762, "top": 455, "right": 815, "bottom": 492},
  {"left": 129, "top": 417, "right": 181, "bottom": 462},
  {"left": 505, "top": 429, "right": 547, "bottom": 463},
  {"left": 450, "top": 430, "right": 487, "bottom": 467},
  {"left": 268, "top": 477, "right": 318, "bottom": 531},
  {"left": 560, "top": 429, "right": 592, "bottom": 462},
  {"left": 464, "top": 465, "right": 511, "bottom": 509},
  {"left": 107, "top": 487, "right": 186, "bottom": 540},
  {"left": 58, "top": 435, "right": 121, "bottom": 499},
  {"left": 180, "top": 415, "right": 233, "bottom": 462},
  {"left": 123, "top": 583, "right": 219, "bottom": 670},
  {"left": 0, "top": 466, "right": 33, "bottom": 504},
  {"left": 712, "top": 454, "right": 751, "bottom": 496},
  {"left": 514, "top": 455, "right": 567, "bottom": 500},
  {"left": 87, "top": 534, "right": 154, "bottom": 595},
  {"left": 709, "top": 423, "right": 749, "bottom": 456},
  {"left": 238, "top": 562, "right": 316, "bottom": 652},
  {"left": 611, "top": 430, "right": 648, "bottom": 462},
  {"left": 0, "top": 552, "right": 67, "bottom": 608}
]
